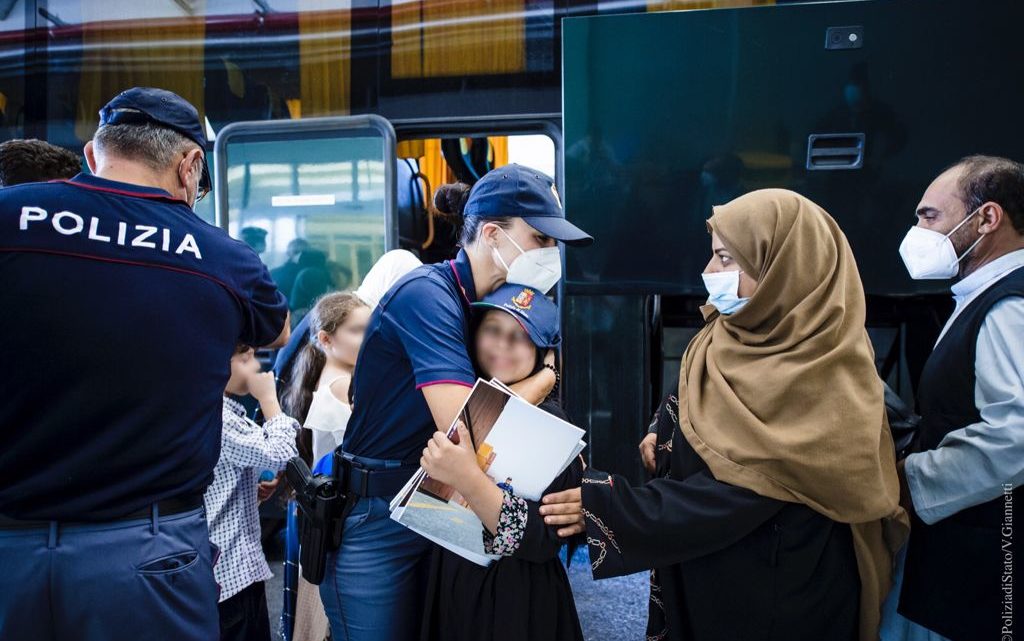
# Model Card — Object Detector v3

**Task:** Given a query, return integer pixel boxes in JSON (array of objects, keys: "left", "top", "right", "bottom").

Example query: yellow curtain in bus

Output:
[
  {"left": 75, "top": 14, "right": 205, "bottom": 142},
  {"left": 391, "top": 1, "right": 525, "bottom": 78},
  {"left": 647, "top": 0, "right": 773, "bottom": 10},
  {"left": 397, "top": 140, "right": 426, "bottom": 158},
  {"left": 414, "top": 136, "right": 509, "bottom": 198},
  {"left": 419, "top": 138, "right": 454, "bottom": 199},
  {"left": 489, "top": 136, "right": 509, "bottom": 167},
  {"left": 298, "top": 1, "right": 352, "bottom": 117}
]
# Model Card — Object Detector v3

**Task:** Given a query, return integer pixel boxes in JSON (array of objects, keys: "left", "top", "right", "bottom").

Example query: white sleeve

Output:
[{"left": 904, "top": 296, "right": 1024, "bottom": 524}]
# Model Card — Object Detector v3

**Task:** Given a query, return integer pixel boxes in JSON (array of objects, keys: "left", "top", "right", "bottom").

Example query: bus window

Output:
[
  {"left": 214, "top": 115, "right": 396, "bottom": 328},
  {"left": 0, "top": 0, "right": 27, "bottom": 142}
]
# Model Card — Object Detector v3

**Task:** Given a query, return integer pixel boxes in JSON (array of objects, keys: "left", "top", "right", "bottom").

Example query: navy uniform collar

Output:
[
  {"left": 448, "top": 248, "right": 478, "bottom": 305},
  {"left": 65, "top": 173, "right": 184, "bottom": 203}
]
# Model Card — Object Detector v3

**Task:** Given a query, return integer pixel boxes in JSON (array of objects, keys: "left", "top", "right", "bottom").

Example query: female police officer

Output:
[{"left": 318, "top": 164, "right": 592, "bottom": 641}]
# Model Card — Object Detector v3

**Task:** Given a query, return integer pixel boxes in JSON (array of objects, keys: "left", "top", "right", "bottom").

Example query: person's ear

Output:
[
  {"left": 178, "top": 148, "right": 202, "bottom": 186},
  {"left": 317, "top": 329, "right": 331, "bottom": 348},
  {"left": 977, "top": 202, "right": 1003, "bottom": 234},
  {"left": 84, "top": 141, "right": 98, "bottom": 174},
  {"left": 479, "top": 222, "right": 501, "bottom": 248}
]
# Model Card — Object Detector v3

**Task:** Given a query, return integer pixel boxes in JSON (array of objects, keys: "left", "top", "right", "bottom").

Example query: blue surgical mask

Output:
[{"left": 702, "top": 270, "right": 749, "bottom": 315}]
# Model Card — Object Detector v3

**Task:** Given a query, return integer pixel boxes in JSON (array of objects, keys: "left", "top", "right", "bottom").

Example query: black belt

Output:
[
  {"left": 334, "top": 452, "right": 418, "bottom": 498},
  {"left": 0, "top": 494, "right": 204, "bottom": 530}
]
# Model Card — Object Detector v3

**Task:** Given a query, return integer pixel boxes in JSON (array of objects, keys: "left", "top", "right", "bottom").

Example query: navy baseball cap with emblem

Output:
[
  {"left": 99, "top": 87, "right": 211, "bottom": 193},
  {"left": 463, "top": 163, "right": 593, "bottom": 246},
  {"left": 471, "top": 283, "right": 561, "bottom": 348}
]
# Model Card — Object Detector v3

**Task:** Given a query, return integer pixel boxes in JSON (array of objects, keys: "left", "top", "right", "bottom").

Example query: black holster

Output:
[{"left": 286, "top": 457, "right": 357, "bottom": 585}]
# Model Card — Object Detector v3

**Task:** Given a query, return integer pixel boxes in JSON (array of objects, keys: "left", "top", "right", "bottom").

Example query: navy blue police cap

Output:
[
  {"left": 99, "top": 87, "right": 211, "bottom": 192},
  {"left": 464, "top": 164, "right": 593, "bottom": 247},
  {"left": 471, "top": 283, "right": 561, "bottom": 349}
]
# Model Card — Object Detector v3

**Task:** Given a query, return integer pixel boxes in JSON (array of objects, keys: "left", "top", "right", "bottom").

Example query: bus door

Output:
[{"left": 213, "top": 115, "right": 398, "bottom": 336}]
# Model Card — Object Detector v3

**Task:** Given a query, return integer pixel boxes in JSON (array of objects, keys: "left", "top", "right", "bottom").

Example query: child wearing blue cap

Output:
[{"left": 419, "top": 283, "right": 585, "bottom": 641}]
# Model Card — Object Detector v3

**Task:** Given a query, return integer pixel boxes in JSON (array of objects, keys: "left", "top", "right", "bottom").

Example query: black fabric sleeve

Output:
[
  {"left": 651, "top": 394, "right": 680, "bottom": 478},
  {"left": 238, "top": 250, "right": 289, "bottom": 348},
  {"left": 580, "top": 467, "right": 785, "bottom": 579},
  {"left": 509, "top": 455, "right": 586, "bottom": 564}
]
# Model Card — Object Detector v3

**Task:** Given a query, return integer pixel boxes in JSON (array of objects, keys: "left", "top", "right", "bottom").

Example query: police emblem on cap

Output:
[
  {"left": 550, "top": 184, "right": 562, "bottom": 209},
  {"left": 511, "top": 288, "right": 535, "bottom": 310}
]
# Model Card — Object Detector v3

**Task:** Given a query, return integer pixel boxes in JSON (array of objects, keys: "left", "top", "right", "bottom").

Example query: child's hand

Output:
[
  {"left": 257, "top": 474, "right": 281, "bottom": 503},
  {"left": 247, "top": 371, "right": 281, "bottom": 418},
  {"left": 421, "top": 421, "right": 479, "bottom": 491}
]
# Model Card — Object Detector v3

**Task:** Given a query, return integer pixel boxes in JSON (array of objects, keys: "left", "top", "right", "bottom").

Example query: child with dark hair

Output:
[
  {"left": 0, "top": 139, "right": 81, "bottom": 187},
  {"left": 205, "top": 344, "right": 300, "bottom": 641}
]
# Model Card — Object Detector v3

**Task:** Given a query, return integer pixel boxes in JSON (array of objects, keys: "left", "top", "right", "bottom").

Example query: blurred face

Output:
[
  {"left": 474, "top": 310, "right": 537, "bottom": 385},
  {"left": 226, "top": 347, "right": 260, "bottom": 395},
  {"left": 704, "top": 232, "right": 758, "bottom": 298},
  {"left": 318, "top": 305, "right": 371, "bottom": 368}
]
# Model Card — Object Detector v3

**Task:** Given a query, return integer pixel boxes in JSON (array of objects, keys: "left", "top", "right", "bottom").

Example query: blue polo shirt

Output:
[
  {"left": 341, "top": 250, "right": 478, "bottom": 462},
  {"left": 0, "top": 174, "right": 288, "bottom": 521}
]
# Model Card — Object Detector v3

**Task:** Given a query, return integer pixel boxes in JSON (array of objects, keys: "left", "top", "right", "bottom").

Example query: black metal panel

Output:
[
  {"left": 563, "top": 0, "right": 1024, "bottom": 296},
  {"left": 564, "top": 294, "right": 653, "bottom": 482}
]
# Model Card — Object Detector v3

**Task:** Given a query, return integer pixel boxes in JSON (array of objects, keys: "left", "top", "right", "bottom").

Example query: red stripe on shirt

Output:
[{"left": 416, "top": 379, "right": 474, "bottom": 390}]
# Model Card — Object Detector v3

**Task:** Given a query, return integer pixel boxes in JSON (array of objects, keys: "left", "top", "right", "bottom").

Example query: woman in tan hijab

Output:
[{"left": 541, "top": 189, "right": 909, "bottom": 641}]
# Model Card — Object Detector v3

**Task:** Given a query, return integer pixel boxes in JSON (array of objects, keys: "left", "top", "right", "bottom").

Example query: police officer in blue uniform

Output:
[
  {"left": 316, "top": 166, "right": 592, "bottom": 641},
  {"left": 0, "top": 88, "right": 291, "bottom": 640}
]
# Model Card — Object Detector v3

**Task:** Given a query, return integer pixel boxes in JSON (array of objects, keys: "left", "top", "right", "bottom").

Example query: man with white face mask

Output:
[
  {"left": 0, "top": 88, "right": 290, "bottom": 641},
  {"left": 883, "top": 155, "right": 1024, "bottom": 641}
]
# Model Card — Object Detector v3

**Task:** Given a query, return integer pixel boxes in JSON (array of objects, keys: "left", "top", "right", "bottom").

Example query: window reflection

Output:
[{"left": 224, "top": 135, "right": 387, "bottom": 328}]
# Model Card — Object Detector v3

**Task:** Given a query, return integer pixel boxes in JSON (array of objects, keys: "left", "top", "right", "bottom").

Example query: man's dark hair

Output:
[
  {"left": 949, "top": 154, "right": 1024, "bottom": 234},
  {"left": 0, "top": 139, "right": 81, "bottom": 187}
]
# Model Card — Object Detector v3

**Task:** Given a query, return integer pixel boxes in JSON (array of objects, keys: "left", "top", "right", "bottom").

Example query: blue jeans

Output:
[
  {"left": 319, "top": 496, "right": 433, "bottom": 641},
  {"left": 0, "top": 506, "right": 219, "bottom": 641}
]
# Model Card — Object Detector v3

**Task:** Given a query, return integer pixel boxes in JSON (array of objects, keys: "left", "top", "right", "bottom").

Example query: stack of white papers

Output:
[{"left": 389, "top": 379, "right": 586, "bottom": 566}]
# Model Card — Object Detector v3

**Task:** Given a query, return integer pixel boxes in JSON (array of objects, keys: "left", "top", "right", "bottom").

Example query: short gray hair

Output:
[{"left": 93, "top": 119, "right": 197, "bottom": 173}]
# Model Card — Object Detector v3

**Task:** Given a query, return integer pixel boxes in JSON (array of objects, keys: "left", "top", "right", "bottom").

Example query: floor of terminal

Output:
[{"left": 263, "top": 541, "right": 648, "bottom": 640}]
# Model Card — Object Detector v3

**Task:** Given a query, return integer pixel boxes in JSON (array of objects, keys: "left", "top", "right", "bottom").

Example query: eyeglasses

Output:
[
  {"left": 478, "top": 323, "right": 534, "bottom": 349},
  {"left": 195, "top": 184, "right": 210, "bottom": 204}
]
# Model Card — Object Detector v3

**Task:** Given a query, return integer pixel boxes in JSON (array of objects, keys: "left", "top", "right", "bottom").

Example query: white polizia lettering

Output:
[
  {"left": 17, "top": 206, "right": 202, "bottom": 260},
  {"left": 132, "top": 225, "right": 157, "bottom": 249}
]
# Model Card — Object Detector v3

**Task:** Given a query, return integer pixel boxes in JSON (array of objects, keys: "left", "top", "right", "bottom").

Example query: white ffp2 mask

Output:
[
  {"left": 898, "top": 207, "right": 984, "bottom": 280},
  {"left": 493, "top": 227, "right": 562, "bottom": 293}
]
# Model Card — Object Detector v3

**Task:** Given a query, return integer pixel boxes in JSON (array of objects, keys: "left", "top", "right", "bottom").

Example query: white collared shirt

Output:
[
  {"left": 905, "top": 249, "right": 1024, "bottom": 524},
  {"left": 204, "top": 397, "right": 299, "bottom": 601}
]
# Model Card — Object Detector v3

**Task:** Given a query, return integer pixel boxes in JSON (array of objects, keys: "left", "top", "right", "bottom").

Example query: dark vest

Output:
[{"left": 899, "top": 265, "right": 1024, "bottom": 641}]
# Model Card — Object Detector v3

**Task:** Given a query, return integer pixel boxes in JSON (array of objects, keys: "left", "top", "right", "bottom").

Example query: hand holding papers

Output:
[{"left": 389, "top": 379, "right": 586, "bottom": 566}]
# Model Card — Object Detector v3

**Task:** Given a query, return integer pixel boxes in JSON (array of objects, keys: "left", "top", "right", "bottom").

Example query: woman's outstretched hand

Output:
[
  {"left": 421, "top": 421, "right": 479, "bottom": 490},
  {"left": 639, "top": 433, "right": 658, "bottom": 474},
  {"left": 540, "top": 487, "right": 584, "bottom": 538}
]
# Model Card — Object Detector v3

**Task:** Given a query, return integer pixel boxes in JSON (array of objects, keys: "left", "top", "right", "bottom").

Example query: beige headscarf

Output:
[{"left": 678, "top": 189, "right": 909, "bottom": 641}]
